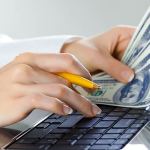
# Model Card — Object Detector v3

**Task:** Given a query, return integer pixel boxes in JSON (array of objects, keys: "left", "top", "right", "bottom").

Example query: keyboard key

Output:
[
  {"left": 70, "top": 129, "right": 88, "bottom": 134},
  {"left": 23, "top": 128, "right": 50, "bottom": 138},
  {"left": 101, "top": 134, "right": 120, "bottom": 139},
  {"left": 131, "top": 123, "right": 143, "bottom": 128},
  {"left": 51, "top": 145, "right": 90, "bottom": 150},
  {"left": 37, "top": 122, "right": 50, "bottom": 128},
  {"left": 33, "top": 124, "right": 60, "bottom": 138},
  {"left": 58, "top": 117, "right": 68, "bottom": 123},
  {"left": 108, "top": 112, "right": 125, "bottom": 116},
  {"left": 62, "top": 133, "right": 83, "bottom": 140},
  {"left": 59, "top": 115, "right": 84, "bottom": 128},
  {"left": 73, "top": 134, "right": 83, "bottom": 140},
  {"left": 120, "top": 134, "right": 133, "bottom": 139},
  {"left": 90, "top": 145, "right": 110, "bottom": 149},
  {"left": 113, "top": 119, "right": 135, "bottom": 128},
  {"left": 49, "top": 114, "right": 60, "bottom": 119},
  {"left": 51, "top": 128, "right": 71, "bottom": 134},
  {"left": 71, "top": 139, "right": 78, "bottom": 145},
  {"left": 39, "top": 139, "right": 57, "bottom": 144},
  {"left": 123, "top": 114, "right": 140, "bottom": 119},
  {"left": 103, "top": 116, "right": 119, "bottom": 121},
  {"left": 107, "top": 128, "right": 125, "bottom": 134},
  {"left": 96, "top": 112, "right": 106, "bottom": 118},
  {"left": 96, "top": 139, "right": 114, "bottom": 144},
  {"left": 45, "top": 133, "right": 63, "bottom": 139},
  {"left": 138, "top": 116, "right": 149, "bottom": 120},
  {"left": 56, "top": 139, "right": 76, "bottom": 145},
  {"left": 17, "top": 138, "right": 37, "bottom": 144},
  {"left": 114, "top": 138, "right": 128, "bottom": 145},
  {"left": 135, "top": 119, "right": 147, "bottom": 124},
  {"left": 125, "top": 128, "right": 138, "bottom": 134},
  {"left": 8, "top": 143, "right": 45, "bottom": 149},
  {"left": 76, "top": 118, "right": 100, "bottom": 128},
  {"left": 44, "top": 119, "right": 63, "bottom": 124},
  {"left": 73, "top": 111, "right": 82, "bottom": 115},
  {"left": 95, "top": 121, "right": 115, "bottom": 128},
  {"left": 75, "top": 139, "right": 96, "bottom": 145},
  {"left": 82, "top": 134, "right": 102, "bottom": 139},
  {"left": 109, "top": 144, "right": 123, "bottom": 149},
  {"left": 88, "top": 129, "right": 106, "bottom": 134}
]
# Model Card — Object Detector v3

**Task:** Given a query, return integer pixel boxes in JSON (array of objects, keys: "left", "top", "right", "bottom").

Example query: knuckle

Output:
[
  {"left": 56, "top": 84, "right": 67, "bottom": 97},
  {"left": 14, "top": 52, "right": 33, "bottom": 63},
  {"left": 82, "top": 100, "right": 94, "bottom": 117},
  {"left": 81, "top": 97, "right": 92, "bottom": 109},
  {"left": 63, "top": 53, "right": 77, "bottom": 66},
  {"left": 84, "top": 99, "right": 92, "bottom": 108},
  {"left": 12, "top": 64, "right": 33, "bottom": 80}
]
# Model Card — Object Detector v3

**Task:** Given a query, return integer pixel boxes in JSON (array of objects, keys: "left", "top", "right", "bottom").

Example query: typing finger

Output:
[{"left": 22, "top": 83, "right": 101, "bottom": 117}]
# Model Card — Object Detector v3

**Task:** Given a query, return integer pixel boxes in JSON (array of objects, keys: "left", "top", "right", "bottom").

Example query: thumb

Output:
[{"left": 96, "top": 54, "right": 134, "bottom": 83}]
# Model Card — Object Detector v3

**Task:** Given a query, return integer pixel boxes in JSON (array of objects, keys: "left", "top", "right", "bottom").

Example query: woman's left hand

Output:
[{"left": 62, "top": 26, "right": 135, "bottom": 83}]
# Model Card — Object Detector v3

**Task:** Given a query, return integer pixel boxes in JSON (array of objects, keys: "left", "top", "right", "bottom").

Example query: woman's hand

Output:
[
  {"left": 62, "top": 26, "right": 135, "bottom": 83},
  {"left": 0, "top": 53, "right": 101, "bottom": 127}
]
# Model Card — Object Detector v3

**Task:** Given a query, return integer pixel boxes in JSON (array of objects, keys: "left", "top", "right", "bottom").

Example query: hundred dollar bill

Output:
[
  {"left": 76, "top": 67, "right": 150, "bottom": 108},
  {"left": 127, "top": 20, "right": 150, "bottom": 66},
  {"left": 122, "top": 7, "right": 150, "bottom": 64},
  {"left": 92, "top": 62, "right": 150, "bottom": 107},
  {"left": 132, "top": 43, "right": 150, "bottom": 71}
]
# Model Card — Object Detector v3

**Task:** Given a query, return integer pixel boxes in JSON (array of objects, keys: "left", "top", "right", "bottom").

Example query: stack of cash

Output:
[{"left": 78, "top": 7, "right": 150, "bottom": 108}]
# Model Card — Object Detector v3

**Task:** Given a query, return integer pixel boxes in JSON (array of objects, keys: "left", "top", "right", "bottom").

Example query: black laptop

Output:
[{"left": 2, "top": 104, "right": 150, "bottom": 150}]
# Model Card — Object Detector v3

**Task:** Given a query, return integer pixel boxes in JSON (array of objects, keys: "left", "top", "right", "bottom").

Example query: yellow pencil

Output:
[{"left": 57, "top": 72, "right": 101, "bottom": 89}]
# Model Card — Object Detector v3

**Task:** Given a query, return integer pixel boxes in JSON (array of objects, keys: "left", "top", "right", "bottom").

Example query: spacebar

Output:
[{"left": 59, "top": 115, "right": 84, "bottom": 128}]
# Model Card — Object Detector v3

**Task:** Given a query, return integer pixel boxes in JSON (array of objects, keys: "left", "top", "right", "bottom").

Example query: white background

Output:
[{"left": 0, "top": 0, "right": 149, "bottom": 38}]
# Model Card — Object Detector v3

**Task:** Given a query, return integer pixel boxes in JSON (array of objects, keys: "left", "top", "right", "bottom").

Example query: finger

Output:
[
  {"left": 95, "top": 53, "right": 134, "bottom": 83},
  {"left": 11, "top": 63, "right": 71, "bottom": 86},
  {"left": 22, "top": 83, "right": 101, "bottom": 117},
  {"left": 20, "top": 94, "right": 73, "bottom": 116},
  {"left": 91, "top": 25, "right": 136, "bottom": 55},
  {"left": 14, "top": 53, "right": 92, "bottom": 80},
  {"left": 30, "top": 67, "right": 72, "bottom": 86}
]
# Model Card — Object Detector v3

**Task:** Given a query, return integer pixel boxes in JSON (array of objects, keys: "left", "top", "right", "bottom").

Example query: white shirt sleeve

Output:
[{"left": 0, "top": 35, "right": 81, "bottom": 67}]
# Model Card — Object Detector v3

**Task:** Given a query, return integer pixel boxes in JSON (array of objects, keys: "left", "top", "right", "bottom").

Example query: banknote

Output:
[
  {"left": 77, "top": 66, "right": 150, "bottom": 108},
  {"left": 76, "top": 7, "right": 150, "bottom": 108},
  {"left": 132, "top": 44, "right": 150, "bottom": 71},
  {"left": 122, "top": 7, "right": 150, "bottom": 64},
  {"left": 127, "top": 21, "right": 150, "bottom": 66}
]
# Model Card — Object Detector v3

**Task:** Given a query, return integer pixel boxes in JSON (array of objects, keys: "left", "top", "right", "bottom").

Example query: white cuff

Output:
[{"left": 0, "top": 35, "right": 82, "bottom": 67}]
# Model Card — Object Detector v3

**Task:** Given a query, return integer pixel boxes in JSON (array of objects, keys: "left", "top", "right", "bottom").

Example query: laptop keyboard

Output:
[{"left": 4, "top": 105, "right": 150, "bottom": 150}]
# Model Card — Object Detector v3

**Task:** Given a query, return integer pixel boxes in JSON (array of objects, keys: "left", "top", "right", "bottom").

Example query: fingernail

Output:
[
  {"left": 63, "top": 105, "right": 73, "bottom": 114},
  {"left": 92, "top": 104, "right": 101, "bottom": 115},
  {"left": 121, "top": 71, "right": 134, "bottom": 82}
]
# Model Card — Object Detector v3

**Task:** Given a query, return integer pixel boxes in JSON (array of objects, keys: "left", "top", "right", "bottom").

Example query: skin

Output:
[
  {"left": 62, "top": 25, "right": 135, "bottom": 82},
  {"left": 0, "top": 25, "right": 135, "bottom": 127}
]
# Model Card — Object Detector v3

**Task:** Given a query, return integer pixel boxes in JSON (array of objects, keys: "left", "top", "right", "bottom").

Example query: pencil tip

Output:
[{"left": 93, "top": 84, "right": 101, "bottom": 89}]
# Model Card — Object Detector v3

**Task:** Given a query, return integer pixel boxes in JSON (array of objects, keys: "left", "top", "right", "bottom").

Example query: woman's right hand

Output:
[{"left": 0, "top": 52, "right": 101, "bottom": 127}]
